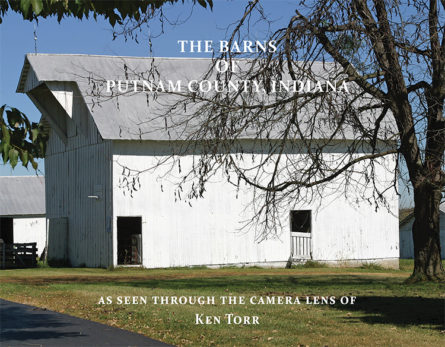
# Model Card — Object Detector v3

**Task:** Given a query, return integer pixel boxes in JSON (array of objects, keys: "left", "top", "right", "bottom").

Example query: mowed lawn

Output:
[{"left": 0, "top": 261, "right": 443, "bottom": 347}]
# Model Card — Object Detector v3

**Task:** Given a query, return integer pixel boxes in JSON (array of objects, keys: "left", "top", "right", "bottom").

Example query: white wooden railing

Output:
[{"left": 291, "top": 232, "right": 312, "bottom": 259}]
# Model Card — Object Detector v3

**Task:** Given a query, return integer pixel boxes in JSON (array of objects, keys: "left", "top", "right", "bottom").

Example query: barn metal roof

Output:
[
  {"left": 399, "top": 203, "right": 445, "bottom": 227},
  {"left": 0, "top": 176, "right": 45, "bottom": 216},
  {"left": 16, "top": 53, "right": 397, "bottom": 141}
]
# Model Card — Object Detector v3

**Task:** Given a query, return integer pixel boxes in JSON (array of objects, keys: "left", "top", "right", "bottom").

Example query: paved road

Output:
[{"left": 0, "top": 299, "right": 172, "bottom": 346}]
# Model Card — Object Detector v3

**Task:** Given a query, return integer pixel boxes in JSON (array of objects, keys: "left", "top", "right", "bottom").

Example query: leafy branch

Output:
[
  {"left": 0, "top": 0, "right": 213, "bottom": 25},
  {"left": 0, "top": 105, "right": 48, "bottom": 169}
]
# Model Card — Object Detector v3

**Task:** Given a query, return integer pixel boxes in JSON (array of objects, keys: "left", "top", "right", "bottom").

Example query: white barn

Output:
[
  {"left": 17, "top": 54, "right": 399, "bottom": 269},
  {"left": 0, "top": 176, "right": 46, "bottom": 256},
  {"left": 399, "top": 203, "right": 445, "bottom": 259}
]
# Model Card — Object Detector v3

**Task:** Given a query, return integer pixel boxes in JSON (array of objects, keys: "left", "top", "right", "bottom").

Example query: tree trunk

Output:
[{"left": 409, "top": 184, "right": 444, "bottom": 282}]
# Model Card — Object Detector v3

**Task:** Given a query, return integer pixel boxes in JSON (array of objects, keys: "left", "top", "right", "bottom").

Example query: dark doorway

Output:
[
  {"left": 117, "top": 217, "right": 142, "bottom": 265},
  {"left": 0, "top": 217, "right": 13, "bottom": 244},
  {"left": 290, "top": 210, "right": 311, "bottom": 233}
]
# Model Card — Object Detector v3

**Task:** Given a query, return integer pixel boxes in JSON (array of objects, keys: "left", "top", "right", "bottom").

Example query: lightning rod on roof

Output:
[{"left": 33, "top": 21, "right": 38, "bottom": 54}]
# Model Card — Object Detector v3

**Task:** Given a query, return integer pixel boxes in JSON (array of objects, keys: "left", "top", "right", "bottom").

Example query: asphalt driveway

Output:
[{"left": 0, "top": 299, "right": 172, "bottom": 346}]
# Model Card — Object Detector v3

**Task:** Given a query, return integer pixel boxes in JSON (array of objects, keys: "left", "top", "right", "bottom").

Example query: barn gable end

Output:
[{"left": 18, "top": 57, "right": 113, "bottom": 267}]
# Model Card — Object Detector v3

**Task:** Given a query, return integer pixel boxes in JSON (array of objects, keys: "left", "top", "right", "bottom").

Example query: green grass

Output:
[
  {"left": 359, "top": 263, "right": 385, "bottom": 270},
  {"left": 0, "top": 260, "right": 444, "bottom": 346},
  {"left": 292, "top": 260, "right": 329, "bottom": 268}
]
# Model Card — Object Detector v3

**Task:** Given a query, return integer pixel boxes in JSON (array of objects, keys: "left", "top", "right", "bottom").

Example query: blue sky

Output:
[
  {"left": 0, "top": 0, "right": 294, "bottom": 175},
  {"left": 0, "top": 0, "right": 413, "bottom": 207},
  {"left": 0, "top": 0, "right": 293, "bottom": 172}
]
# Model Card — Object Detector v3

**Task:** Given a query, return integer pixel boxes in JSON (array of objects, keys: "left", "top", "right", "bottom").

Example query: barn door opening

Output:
[
  {"left": 290, "top": 210, "right": 312, "bottom": 260},
  {"left": 117, "top": 217, "right": 142, "bottom": 265},
  {"left": 0, "top": 217, "right": 13, "bottom": 244}
]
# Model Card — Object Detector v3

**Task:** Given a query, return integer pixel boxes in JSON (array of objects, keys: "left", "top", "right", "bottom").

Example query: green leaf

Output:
[
  {"left": 0, "top": 105, "right": 47, "bottom": 170},
  {"left": 28, "top": 153, "right": 38, "bottom": 170},
  {"left": 20, "top": 0, "right": 32, "bottom": 18},
  {"left": 31, "top": 127, "right": 39, "bottom": 142},
  {"left": 2, "top": 143, "right": 11, "bottom": 163},
  {"left": 1, "top": 124, "right": 10, "bottom": 145},
  {"left": 9, "top": 148, "right": 19, "bottom": 168},
  {"left": 31, "top": 0, "right": 43, "bottom": 15},
  {"left": 19, "top": 149, "right": 29, "bottom": 167},
  {"left": 31, "top": 158, "right": 38, "bottom": 170}
]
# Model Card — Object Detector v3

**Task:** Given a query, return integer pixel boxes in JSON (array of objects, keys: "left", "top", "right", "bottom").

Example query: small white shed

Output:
[
  {"left": 17, "top": 54, "right": 400, "bottom": 269},
  {"left": 399, "top": 203, "right": 445, "bottom": 259},
  {"left": 0, "top": 176, "right": 46, "bottom": 256}
]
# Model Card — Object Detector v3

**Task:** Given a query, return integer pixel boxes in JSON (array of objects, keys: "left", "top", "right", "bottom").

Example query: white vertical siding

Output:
[
  {"left": 46, "top": 140, "right": 113, "bottom": 267},
  {"left": 112, "top": 141, "right": 399, "bottom": 268},
  {"left": 47, "top": 217, "right": 68, "bottom": 262},
  {"left": 44, "top": 82, "right": 113, "bottom": 267},
  {"left": 112, "top": 141, "right": 289, "bottom": 268},
  {"left": 310, "top": 155, "right": 399, "bottom": 262},
  {"left": 13, "top": 216, "right": 46, "bottom": 257}
]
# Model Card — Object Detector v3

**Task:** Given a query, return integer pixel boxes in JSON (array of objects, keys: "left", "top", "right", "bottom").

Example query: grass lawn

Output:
[{"left": 0, "top": 260, "right": 443, "bottom": 346}]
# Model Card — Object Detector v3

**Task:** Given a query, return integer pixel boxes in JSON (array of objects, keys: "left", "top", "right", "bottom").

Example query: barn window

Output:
[
  {"left": 117, "top": 217, "right": 142, "bottom": 265},
  {"left": 290, "top": 210, "right": 311, "bottom": 233},
  {"left": 0, "top": 217, "right": 13, "bottom": 244}
]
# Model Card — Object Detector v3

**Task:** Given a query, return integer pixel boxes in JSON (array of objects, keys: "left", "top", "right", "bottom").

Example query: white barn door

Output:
[
  {"left": 291, "top": 232, "right": 312, "bottom": 260},
  {"left": 290, "top": 210, "right": 312, "bottom": 260}
]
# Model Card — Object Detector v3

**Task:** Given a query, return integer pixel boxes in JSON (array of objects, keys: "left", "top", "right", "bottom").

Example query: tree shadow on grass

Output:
[
  {"left": 96, "top": 275, "right": 404, "bottom": 291},
  {"left": 331, "top": 296, "right": 444, "bottom": 331}
]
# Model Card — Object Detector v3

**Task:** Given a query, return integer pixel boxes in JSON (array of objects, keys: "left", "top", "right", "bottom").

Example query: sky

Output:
[
  {"left": 0, "top": 0, "right": 293, "bottom": 173},
  {"left": 0, "top": 0, "right": 414, "bottom": 207}
]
